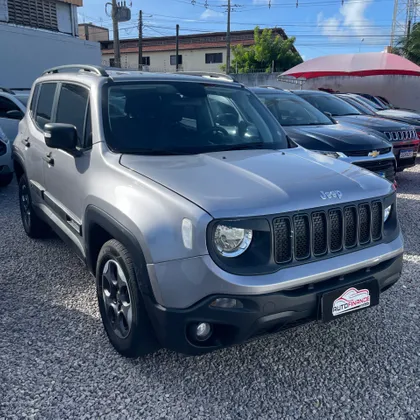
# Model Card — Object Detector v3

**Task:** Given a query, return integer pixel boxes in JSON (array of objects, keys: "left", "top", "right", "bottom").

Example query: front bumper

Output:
[
  {"left": 392, "top": 140, "right": 419, "bottom": 170},
  {"left": 145, "top": 252, "right": 403, "bottom": 355}
]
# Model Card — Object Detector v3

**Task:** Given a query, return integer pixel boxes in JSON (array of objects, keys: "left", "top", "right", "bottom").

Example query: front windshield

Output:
[
  {"left": 257, "top": 93, "right": 332, "bottom": 126},
  {"left": 301, "top": 94, "right": 362, "bottom": 117},
  {"left": 104, "top": 82, "right": 288, "bottom": 154},
  {"left": 339, "top": 96, "right": 376, "bottom": 115},
  {"left": 355, "top": 95, "right": 383, "bottom": 110},
  {"left": 15, "top": 94, "right": 29, "bottom": 106}
]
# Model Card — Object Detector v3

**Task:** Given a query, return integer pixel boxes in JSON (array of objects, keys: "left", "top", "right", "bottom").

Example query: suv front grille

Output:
[
  {"left": 0, "top": 140, "right": 6, "bottom": 156},
  {"left": 353, "top": 159, "right": 396, "bottom": 183},
  {"left": 273, "top": 201, "right": 383, "bottom": 265},
  {"left": 346, "top": 147, "right": 391, "bottom": 157},
  {"left": 383, "top": 130, "right": 417, "bottom": 141}
]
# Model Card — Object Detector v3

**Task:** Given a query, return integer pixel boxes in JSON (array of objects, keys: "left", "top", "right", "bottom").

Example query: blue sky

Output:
[{"left": 79, "top": 0, "right": 396, "bottom": 60}]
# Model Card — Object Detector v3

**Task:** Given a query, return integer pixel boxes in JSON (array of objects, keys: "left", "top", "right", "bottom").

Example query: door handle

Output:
[
  {"left": 22, "top": 137, "right": 30, "bottom": 148},
  {"left": 43, "top": 153, "right": 54, "bottom": 166}
]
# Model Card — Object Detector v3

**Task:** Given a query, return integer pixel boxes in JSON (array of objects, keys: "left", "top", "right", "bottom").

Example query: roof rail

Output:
[
  {"left": 173, "top": 71, "right": 238, "bottom": 82},
  {"left": 259, "top": 85, "right": 284, "bottom": 90},
  {"left": 42, "top": 64, "right": 109, "bottom": 77},
  {"left": 0, "top": 87, "right": 15, "bottom": 94}
]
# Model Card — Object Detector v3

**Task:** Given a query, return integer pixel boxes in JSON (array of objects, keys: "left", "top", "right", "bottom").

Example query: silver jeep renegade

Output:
[{"left": 13, "top": 65, "right": 404, "bottom": 357}]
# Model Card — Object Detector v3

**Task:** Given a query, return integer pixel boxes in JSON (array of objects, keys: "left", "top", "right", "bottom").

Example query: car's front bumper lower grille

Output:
[{"left": 273, "top": 201, "right": 383, "bottom": 265}]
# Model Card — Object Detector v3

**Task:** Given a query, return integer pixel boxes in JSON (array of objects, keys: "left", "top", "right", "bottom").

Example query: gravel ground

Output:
[{"left": 1, "top": 168, "right": 420, "bottom": 420}]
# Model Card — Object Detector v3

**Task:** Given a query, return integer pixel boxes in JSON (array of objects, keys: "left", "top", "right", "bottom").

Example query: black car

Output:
[
  {"left": 293, "top": 90, "right": 419, "bottom": 171},
  {"left": 251, "top": 87, "right": 397, "bottom": 182}
]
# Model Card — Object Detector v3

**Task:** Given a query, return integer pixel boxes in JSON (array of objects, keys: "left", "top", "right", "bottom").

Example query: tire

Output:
[
  {"left": 96, "top": 239, "right": 160, "bottom": 358},
  {"left": 0, "top": 173, "right": 13, "bottom": 187},
  {"left": 18, "top": 174, "right": 50, "bottom": 238}
]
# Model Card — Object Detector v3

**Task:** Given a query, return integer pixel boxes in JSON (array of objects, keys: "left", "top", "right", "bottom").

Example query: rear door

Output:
[
  {"left": 43, "top": 82, "right": 91, "bottom": 241},
  {"left": 24, "top": 83, "right": 57, "bottom": 205}
]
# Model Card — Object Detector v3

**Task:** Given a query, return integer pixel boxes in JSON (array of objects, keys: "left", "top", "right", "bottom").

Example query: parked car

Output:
[
  {"left": 0, "top": 87, "right": 27, "bottom": 142},
  {"left": 0, "top": 125, "right": 13, "bottom": 186},
  {"left": 356, "top": 93, "right": 418, "bottom": 112},
  {"left": 251, "top": 87, "right": 396, "bottom": 183},
  {"left": 341, "top": 93, "right": 420, "bottom": 128},
  {"left": 293, "top": 90, "right": 419, "bottom": 171},
  {"left": 13, "top": 65, "right": 404, "bottom": 357}
]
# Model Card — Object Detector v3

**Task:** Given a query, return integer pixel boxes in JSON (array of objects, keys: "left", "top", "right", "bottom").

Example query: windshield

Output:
[
  {"left": 257, "top": 93, "right": 332, "bottom": 126},
  {"left": 338, "top": 95, "right": 376, "bottom": 115},
  {"left": 104, "top": 82, "right": 288, "bottom": 154},
  {"left": 354, "top": 95, "right": 383, "bottom": 110},
  {"left": 300, "top": 94, "right": 362, "bottom": 117}
]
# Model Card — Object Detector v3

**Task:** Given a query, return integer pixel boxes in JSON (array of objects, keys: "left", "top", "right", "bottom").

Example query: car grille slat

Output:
[
  {"left": 273, "top": 217, "right": 292, "bottom": 264},
  {"left": 273, "top": 199, "right": 384, "bottom": 266},
  {"left": 384, "top": 130, "right": 417, "bottom": 142},
  {"left": 294, "top": 215, "right": 311, "bottom": 260},
  {"left": 345, "top": 147, "right": 391, "bottom": 157},
  {"left": 312, "top": 212, "right": 327, "bottom": 256}
]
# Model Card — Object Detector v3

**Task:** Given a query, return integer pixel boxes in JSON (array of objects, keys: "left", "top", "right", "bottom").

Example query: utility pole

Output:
[
  {"left": 138, "top": 10, "right": 143, "bottom": 70},
  {"left": 175, "top": 24, "right": 180, "bottom": 71},
  {"left": 112, "top": 0, "right": 121, "bottom": 68},
  {"left": 226, "top": 0, "right": 231, "bottom": 74}
]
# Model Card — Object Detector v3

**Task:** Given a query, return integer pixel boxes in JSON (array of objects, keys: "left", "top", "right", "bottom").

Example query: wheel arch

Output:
[{"left": 84, "top": 205, "right": 155, "bottom": 299}]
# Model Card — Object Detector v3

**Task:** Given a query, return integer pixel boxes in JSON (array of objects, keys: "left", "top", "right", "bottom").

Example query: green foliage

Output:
[
  {"left": 393, "top": 22, "right": 420, "bottom": 66},
  {"left": 224, "top": 26, "right": 303, "bottom": 74}
]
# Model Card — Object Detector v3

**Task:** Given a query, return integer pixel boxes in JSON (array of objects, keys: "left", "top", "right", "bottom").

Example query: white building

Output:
[
  {"left": 0, "top": 0, "right": 101, "bottom": 87},
  {"left": 100, "top": 28, "right": 293, "bottom": 73}
]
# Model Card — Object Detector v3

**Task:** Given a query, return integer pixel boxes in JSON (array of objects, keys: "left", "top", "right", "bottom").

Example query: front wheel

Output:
[{"left": 96, "top": 239, "right": 160, "bottom": 358}]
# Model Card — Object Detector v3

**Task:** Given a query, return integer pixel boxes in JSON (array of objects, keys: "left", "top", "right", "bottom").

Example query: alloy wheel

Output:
[{"left": 102, "top": 259, "right": 133, "bottom": 339}]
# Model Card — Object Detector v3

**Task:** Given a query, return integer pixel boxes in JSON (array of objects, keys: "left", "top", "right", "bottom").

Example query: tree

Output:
[
  {"left": 223, "top": 26, "right": 303, "bottom": 74},
  {"left": 393, "top": 22, "right": 420, "bottom": 66}
]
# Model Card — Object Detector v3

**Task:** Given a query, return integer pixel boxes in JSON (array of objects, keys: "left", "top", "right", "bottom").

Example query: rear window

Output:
[{"left": 35, "top": 83, "right": 57, "bottom": 129}]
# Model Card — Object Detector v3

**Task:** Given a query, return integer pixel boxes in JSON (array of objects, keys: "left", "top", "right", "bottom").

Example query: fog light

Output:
[
  {"left": 210, "top": 298, "right": 243, "bottom": 309},
  {"left": 196, "top": 323, "right": 212, "bottom": 341},
  {"left": 384, "top": 205, "right": 392, "bottom": 222}
]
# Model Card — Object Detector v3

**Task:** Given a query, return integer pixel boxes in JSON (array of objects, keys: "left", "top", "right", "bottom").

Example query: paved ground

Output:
[{"left": 1, "top": 168, "right": 420, "bottom": 420}]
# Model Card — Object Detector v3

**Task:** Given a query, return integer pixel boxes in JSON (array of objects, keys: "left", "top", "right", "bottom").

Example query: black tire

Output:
[
  {"left": 18, "top": 174, "right": 50, "bottom": 238},
  {"left": 96, "top": 239, "right": 160, "bottom": 358},
  {"left": 0, "top": 173, "right": 13, "bottom": 187}
]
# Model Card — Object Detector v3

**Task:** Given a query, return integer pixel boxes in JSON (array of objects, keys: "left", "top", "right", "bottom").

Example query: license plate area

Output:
[
  {"left": 400, "top": 149, "right": 414, "bottom": 159},
  {"left": 320, "top": 279, "right": 379, "bottom": 322}
]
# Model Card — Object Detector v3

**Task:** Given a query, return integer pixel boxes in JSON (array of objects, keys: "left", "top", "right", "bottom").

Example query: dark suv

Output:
[
  {"left": 293, "top": 90, "right": 419, "bottom": 171},
  {"left": 251, "top": 87, "right": 396, "bottom": 183}
]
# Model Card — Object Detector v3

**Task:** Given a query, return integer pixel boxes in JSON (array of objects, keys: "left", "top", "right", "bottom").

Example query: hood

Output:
[
  {"left": 376, "top": 109, "right": 420, "bottom": 125},
  {"left": 336, "top": 114, "right": 415, "bottom": 132},
  {"left": 120, "top": 148, "right": 393, "bottom": 219},
  {"left": 284, "top": 124, "right": 390, "bottom": 152}
]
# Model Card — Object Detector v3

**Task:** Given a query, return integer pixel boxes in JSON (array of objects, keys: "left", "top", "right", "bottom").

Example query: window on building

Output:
[
  {"left": 7, "top": 0, "right": 58, "bottom": 31},
  {"left": 55, "top": 84, "right": 90, "bottom": 147},
  {"left": 170, "top": 55, "right": 183, "bottom": 66},
  {"left": 205, "top": 53, "right": 223, "bottom": 64},
  {"left": 109, "top": 58, "right": 116, "bottom": 67},
  {"left": 142, "top": 57, "right": 151, "bottom": 66},
  {"left": 35, "top": 83, "right": 57, "bottom": 130}
]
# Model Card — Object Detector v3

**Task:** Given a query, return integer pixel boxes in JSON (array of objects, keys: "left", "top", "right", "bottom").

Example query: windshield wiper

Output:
[
  {"left": 123, "top": 148, "right": 197, "bottom": 155},
  {"left": 212, "top": 142, "right": 279, "bottom": 152}
]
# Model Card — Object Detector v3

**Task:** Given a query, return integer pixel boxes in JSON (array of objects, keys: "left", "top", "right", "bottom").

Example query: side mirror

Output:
[
  {"left": 6, "top": 110, "right": 24, "bottom": 120},
  {"left": 323, "top": 111, "right": 337, "bottom": 124},
  {"left": 44, "top": 123, "right": 78, "bottom": 150}
]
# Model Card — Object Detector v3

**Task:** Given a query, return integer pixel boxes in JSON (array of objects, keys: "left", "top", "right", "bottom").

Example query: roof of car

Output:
[
  {"left": 250, "top": 87, "right": 294, "bottom": 95},
  {"left": 292, "top": 90, "right": 330, "bottom": 95},
  {"left": 36, "top": 65, "right": 243, "bottom": 88}
]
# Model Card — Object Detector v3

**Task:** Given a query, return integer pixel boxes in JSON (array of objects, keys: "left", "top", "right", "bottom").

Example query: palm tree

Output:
[{"left": 393, "top": 22, "right": 420, "bottom": 66}]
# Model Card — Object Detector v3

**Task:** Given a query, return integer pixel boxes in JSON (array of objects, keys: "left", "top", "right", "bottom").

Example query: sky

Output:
[{"left": 78, "top": 0, "right": 397, "bottom": 61}]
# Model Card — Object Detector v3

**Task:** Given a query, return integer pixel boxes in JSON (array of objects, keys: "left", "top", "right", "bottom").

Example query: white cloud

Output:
[
  {"left": 200, "top": 9, "right": 224, "bottom": 20},
  {"left": 317, "top": 0, "right": 378, "bottom": 42}
]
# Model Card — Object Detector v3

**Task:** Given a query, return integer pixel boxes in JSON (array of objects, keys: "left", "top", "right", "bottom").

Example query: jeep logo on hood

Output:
[{"left": 320, "top": 190, "right": 343, "bottom": 200}]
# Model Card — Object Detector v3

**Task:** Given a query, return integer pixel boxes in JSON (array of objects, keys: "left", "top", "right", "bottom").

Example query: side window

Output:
[
  {"left": 35, "top": 83, "right": 57, "bottom": 130},
  {"left": 30, "top": 85, "right": 40, "bottom": 116},
  {"left": 84, "top": 105, "right": 92, "bottom": 148},
  {"left": 55, "top": 84, "right": 90, "bottom": 147},
  {"left": 0, "top": 97, "right": 20, "bottom": 118}
]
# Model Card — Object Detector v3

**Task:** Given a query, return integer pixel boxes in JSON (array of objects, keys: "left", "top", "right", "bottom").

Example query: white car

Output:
[
  {"left": 0, "top": 88, "right": 28, "bottom": 142},
  {"left": 0, "top": 125, "right": 13, "bottom": 186}
]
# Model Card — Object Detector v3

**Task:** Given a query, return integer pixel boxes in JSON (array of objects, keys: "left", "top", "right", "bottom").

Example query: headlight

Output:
[
  {"left": 213, "top": 224, "right": 253, "bottom": 257},
  {"left": 384, "top": 205, "right": 392, "bottom": 222},
  {"left": 314, "top": 151, "right": 347, "bottom": 159}
]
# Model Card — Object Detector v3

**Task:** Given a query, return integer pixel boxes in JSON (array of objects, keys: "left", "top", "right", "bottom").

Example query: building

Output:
[
  {"left": 0, "top": 0, "right": 82, "bottom": 36},
  {"left": 78, "top": 22, "right": 109, "bottom": 42},
  {"left": 0, "top": 0, "right": 101, "bottom": 87},
  {"left": 100, "top": 28, "right": 294, "bottom": 72}
]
